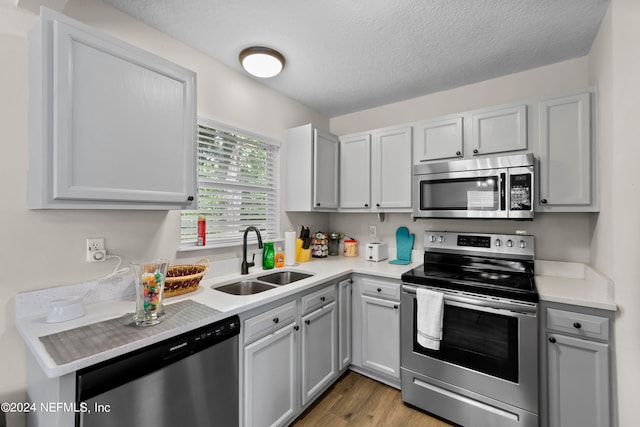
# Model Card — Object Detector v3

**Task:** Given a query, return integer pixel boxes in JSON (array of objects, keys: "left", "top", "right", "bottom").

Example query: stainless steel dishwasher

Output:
[{"left": 75, "top": 315, "right": 240, "bottom": 427}]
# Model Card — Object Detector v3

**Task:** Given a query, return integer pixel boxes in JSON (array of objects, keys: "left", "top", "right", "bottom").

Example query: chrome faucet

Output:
[{"left": 241, "top": 226, "right": 264, "bottom": 274}]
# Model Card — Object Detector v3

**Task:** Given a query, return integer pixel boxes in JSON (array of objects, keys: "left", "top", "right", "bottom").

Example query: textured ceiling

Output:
[{"left": 100, "top": 0, "right": 609, "bottom": 118}]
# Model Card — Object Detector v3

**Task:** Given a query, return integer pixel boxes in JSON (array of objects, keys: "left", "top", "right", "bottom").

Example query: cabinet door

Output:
[
  {"left": 313, "top": 129, "right": 340, "bottom": 209},
  {"left": 537, "top": 93, "right": 594, "bottom": 210},
  {"left": 361, "top": 295, "right": 400, "bottom": 379},
  {"left": 547, "top": 333, "right": 610, "bottom": 427},
  {"left": 244, "top": 323, "right": 299, "bottom": 427},
  {"left": 413, "top": 117, "right": 463, "bottom": 162},
  {"left": 471, "top": 105, "right": 527, "bottom": 155},
  {"left": 371, "top": 126, "right": 412, "bottom": 209},
  {"left": 338, "top": 279, "right": 352, "bottom": 370},
  {"left": 301, "top": 301, "right": 338, "bottom": 406},
  {"left": 339, "top": 133, "right": 371, "bottom": 209},
  {"left": 29, "top": 11, "right": 196, "bottom": 209}
]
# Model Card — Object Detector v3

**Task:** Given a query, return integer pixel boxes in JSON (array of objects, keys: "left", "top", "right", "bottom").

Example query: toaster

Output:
[{"left": 365, "top": 242, "right": 388, "bottom": 262}]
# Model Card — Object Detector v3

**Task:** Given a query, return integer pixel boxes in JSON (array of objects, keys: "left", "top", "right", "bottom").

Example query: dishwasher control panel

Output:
[{"left": 164, "top": 315, "right": 240, "bottom": 359}]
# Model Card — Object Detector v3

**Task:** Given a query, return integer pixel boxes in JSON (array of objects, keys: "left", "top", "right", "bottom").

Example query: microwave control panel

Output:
[{"left": 509, "top": 173, "right": 532, "bottom": 211}]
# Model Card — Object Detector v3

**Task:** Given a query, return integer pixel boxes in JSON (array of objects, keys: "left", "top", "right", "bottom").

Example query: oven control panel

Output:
[{"left": 424, "top": 231, "right": 535, "bottom": 257}]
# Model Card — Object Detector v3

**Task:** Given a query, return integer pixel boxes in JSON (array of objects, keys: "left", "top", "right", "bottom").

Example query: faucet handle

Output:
[{"left": 247, "top": 253, "right": 256, "bottom": 268}]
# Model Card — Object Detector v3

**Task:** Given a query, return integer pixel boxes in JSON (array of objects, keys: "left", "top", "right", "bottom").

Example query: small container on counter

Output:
[
  {"left": 132, "top": 259, "right": 170, "bottom": 326},
  {"left": 275, "top": 246, "right": 285, "bottom": 268},
  {"left": 197, "top": 214, "right": 206, "bottom": 246},
  {"left": 263, "top": 242, "right": 275, "bottom": 269},
  {"left": 343, "top": 239, "right": 358, "bottom": 257},
  {"left": 311, "top": 232, "right": 328, "bottom": 258}
]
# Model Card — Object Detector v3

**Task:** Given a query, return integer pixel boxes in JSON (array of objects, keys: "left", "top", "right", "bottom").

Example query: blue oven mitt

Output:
[{"left": 389, "top": 226, "right": 414, "bottom": 265}]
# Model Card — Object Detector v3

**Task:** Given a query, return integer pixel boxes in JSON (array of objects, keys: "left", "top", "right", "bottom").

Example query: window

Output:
[{"left": 181, "top": 117, "right": 279, "bottom": 247}]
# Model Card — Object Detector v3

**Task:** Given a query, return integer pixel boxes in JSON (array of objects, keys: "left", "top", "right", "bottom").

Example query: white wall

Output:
[
  {"left": 589, "top": 0, "right": 640, "bottom": 425},
  {"left": 0, "top": 1, "right": 328, "bottom": 425},
  {"left": 329, "top": 58, "right": 595, "bottom": 263}
]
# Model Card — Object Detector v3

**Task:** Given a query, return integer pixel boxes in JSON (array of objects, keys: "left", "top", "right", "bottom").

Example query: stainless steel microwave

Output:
[{"left": 412, "top": 154, "right": 534, "bottom": 219}]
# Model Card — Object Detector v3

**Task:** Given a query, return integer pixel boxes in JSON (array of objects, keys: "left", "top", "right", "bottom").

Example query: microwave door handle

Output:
[{"left": 500, "top": 172, "right": 506, "bottom": 211}]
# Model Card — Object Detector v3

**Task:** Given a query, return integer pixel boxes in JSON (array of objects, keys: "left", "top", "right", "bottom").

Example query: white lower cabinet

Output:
[
  {"left": 351, "top": 275, "right": 401, "bottom": 387},
  {"left": 541, "top": 302, "right": 614, "bottom": 427},
  {"left": 244, "top": 322, "right": 298, "bottom": 427},
  {"left": 242, "top": 282, "right": 343, "bottom": 426},
  {"left": 546, "top": 333, "right": 609, "bottom": 427},
  {"left": 301, "top": 300, "right": 338, "bottom": 405},
  {"left": 338, "top": 278, "right": 352, "bottom": 370},
  {"left": 361, "top": 295, "right": 400, "bottom": 379}
]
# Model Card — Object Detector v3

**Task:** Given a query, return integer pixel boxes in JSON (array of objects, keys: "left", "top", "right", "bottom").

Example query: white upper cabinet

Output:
[
  {"left": 413, "top": 116, "right": 464, "bottom": 163},
  {"left": 536, "top": 92, "right": 597, "bottom": 211},
  {"left": 470, "top": 104, "right": 528, "bottom": 156},
  {"left": 28, "top": 8, "right": 197, "bottom": 209},
  {"left": 372, "top": 126, "right": 412, "bottom": 210},
  {"left": 339, "top": 133, "right": 371, "bottom": 209},
  {"left": 338, "top": 125, "right": 412, "bottom": 212},
  {"left": 286, "top": 124, "right": 339, "bottom": 211}
]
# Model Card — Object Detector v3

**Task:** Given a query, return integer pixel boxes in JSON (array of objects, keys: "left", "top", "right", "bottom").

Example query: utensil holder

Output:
[{"left": 296, "top": 239, "right": 310, "bottom": 262}]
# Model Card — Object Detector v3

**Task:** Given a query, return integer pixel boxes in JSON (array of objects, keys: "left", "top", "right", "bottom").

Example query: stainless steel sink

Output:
[
  {"left": 212, "top": 270, "right": 315, "bottom": 295},
  {"left": 257, "top": 271, "right": 314, "bottom": 285},
  {"left": 214, "top": 280, "right": 276, "bottom": 295}
]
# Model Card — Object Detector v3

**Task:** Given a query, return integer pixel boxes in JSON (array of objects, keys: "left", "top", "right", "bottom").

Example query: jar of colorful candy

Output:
[{"left": 132, "top": 259, "right": 170, "bottom": 326}]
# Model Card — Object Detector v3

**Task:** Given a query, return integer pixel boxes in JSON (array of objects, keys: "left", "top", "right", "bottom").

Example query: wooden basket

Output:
[{"left": 164, "top": 258, "right": 209, "bottom": 298}]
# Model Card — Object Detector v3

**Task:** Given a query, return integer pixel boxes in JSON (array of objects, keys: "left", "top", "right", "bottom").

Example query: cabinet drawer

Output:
[
  {"left": 361, "top": 277, "right": 400, "bottom": 301},
  {"left": 301, "top": 285, "right": 336, "bottom": 315},
  {"left": 244, "top": 301, "right": 297, "bottom": 345},
  {"left": 546, "top": 308, "right": 609, "bottom": 341}
]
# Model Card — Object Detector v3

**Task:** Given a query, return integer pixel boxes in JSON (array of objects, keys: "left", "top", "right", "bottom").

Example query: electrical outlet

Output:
[
  {"left": 86, "top": 238, "right": 106, "bottom": 263},
  {"left": 369, "top": 226, "right": 377, "bottom": 239}
]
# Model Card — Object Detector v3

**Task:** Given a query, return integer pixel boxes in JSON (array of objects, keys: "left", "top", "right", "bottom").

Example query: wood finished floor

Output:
[{"left": 291, "top": 371, "right": 455, "bottom": 427}]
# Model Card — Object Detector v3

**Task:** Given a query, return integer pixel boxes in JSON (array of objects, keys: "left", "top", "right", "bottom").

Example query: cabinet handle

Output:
[
  {"left": 320, "top": 296, "right": 326, "bottom": 302},
  {"left": 364, "top": 204, "right": 369, "bottom": 207},
  {"left": 473, "top": 149, "right": 479, "bottom": 154},
  {"left": 548, "top": 337, "right": 556, "bottom": 343},
  {"left": 393, "top": 305, "right": 399, "bottom": 310},
  {"left": 573, "top": 322, "right": 582, "bottom": 329},
  {"left": 316, "top": 202, "right": 321, "bottom": 206},
  {"left": 455, "top": 151, "right": 461, "bottom": 156},
  {"left": 541, "top": 199, "right": 548, "bottom": 204},
  {"left": 273, "top": 317, "right": 279, "bottom": 324},
  {"left": 376, "top": 203, "right": 380, "bottom": 207},
  {"left": 377, "top": 288, "right": 382, "bottom": 292},
  {"left": 294, "top": 325, "right": 299, "bottom": 331},
  {"left": 305, "top": 319, "right": 311, "bottom": 325},
  {"left": 187, "top": 195, "right": 194, "bottom": 201}
]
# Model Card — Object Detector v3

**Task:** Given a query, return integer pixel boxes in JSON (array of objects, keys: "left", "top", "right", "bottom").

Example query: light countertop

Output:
[
  {"left": 15, "top": 253, "right": 420, "bottom": 378},
  {"left": 535, "top": 260, "right": 617, "bottom": 312},
  {"left": 15, "top": 254, "right": 616, "bottom": 379}
]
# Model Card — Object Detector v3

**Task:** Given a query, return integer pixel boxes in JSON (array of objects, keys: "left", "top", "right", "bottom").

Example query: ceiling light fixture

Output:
[{"left": 239, "top": 46, "right": 286, "bottom": 78}]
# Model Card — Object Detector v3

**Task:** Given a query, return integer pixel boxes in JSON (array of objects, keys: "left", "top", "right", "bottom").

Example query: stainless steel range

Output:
[{"left": 400, "top": 231, "right": 538, "bottom": 427}]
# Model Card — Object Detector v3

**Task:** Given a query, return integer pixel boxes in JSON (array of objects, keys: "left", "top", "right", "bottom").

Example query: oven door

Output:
[
  {"left": 400, "top": 284, "right": 538, "bottom": 414},
  {"left": 412, "top": 169, "right": 507, "bottom": 219}
]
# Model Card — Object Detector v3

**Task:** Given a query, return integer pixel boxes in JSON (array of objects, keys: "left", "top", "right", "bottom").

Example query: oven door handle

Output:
[{"left": 401, "top": 284, "right": 537, "bottom": 315}]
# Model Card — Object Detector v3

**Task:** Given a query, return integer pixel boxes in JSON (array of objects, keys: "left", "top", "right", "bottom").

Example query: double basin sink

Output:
[{"left": 213, "top": 271, "right": 314, "bottom": 295}]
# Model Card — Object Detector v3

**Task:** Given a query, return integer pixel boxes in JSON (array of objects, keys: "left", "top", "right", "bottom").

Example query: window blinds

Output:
[{"left": 181, "top": 119, "right": 279, "bottom": 247}]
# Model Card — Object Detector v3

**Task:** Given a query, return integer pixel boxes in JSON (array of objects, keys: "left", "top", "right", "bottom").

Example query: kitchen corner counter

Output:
[
  {"left": 535, "top": 260, "right": 617, "bottom": 311},
  {"left": 15, "top": 252, "right": 420, "bottom": 379}
]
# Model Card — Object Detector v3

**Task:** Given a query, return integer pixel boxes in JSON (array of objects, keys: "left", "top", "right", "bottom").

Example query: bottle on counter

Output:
[
  {"left": 197, "top": 214, "right": 206, "bottom": 246},
  {"left": 263, "top": 242, "right": 275, "bottom": 269},
  {"left": 275, "top": 246, "right": 285, "bottom": 268}
]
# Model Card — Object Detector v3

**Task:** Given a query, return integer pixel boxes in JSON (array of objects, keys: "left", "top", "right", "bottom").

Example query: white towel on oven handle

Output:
[{"left": 416, "top": 288, "right": 444, "bottom": 350}]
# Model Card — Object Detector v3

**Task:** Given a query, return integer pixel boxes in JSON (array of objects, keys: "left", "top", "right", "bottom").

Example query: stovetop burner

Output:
[{"left": 401, "top": 231, "right": 538, "bottom": 303}]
